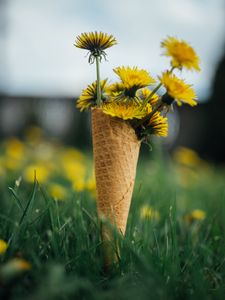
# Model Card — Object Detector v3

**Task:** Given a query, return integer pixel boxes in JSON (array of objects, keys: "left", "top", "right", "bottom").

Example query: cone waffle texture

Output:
[{"left": 92, "top": 108, "right": 140, "bottom": 235}]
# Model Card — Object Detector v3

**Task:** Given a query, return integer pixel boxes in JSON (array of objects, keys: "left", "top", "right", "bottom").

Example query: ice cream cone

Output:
[{"left": 91, "top": 108, "right": 140, "bottom": 266}]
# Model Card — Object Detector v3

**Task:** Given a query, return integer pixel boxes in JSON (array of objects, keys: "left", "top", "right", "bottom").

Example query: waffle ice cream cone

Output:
[{"left": 92, "top": 108, "right": 140, "bottom": 265}]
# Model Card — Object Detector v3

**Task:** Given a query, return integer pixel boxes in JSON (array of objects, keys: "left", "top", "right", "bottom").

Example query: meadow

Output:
[{"left": 0, "top": 128, "right": 225, "bottom": 300}]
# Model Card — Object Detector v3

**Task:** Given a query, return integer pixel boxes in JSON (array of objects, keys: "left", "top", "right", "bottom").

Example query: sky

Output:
[{"left": 1, "top": 0, "right": 225, "bottom": 100}]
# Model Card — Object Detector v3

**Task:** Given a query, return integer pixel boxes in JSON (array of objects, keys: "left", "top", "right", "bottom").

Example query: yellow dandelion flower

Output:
[
  {"left": 173, "top": 147, "right": 203, "bottom": 167},
  {"left": 61, "top": 148, "right": 85, "bottom": 162},
  {"left": 114, "top": 66, "right": 156, "bottom": 92},
  {"left": 101, "top": 102, "right": 152, "bottom": 120},
  {"left": 48, "top": 183, "right": 67, "bottom": 201},
  {"left": 140, "top": 205, "right": 160, "bottom": 221},
  {"left": 4, "top": 138, "right": 26, "bottom": 160},
  {"left": 2, "top": 157, "right": 23, "bottom": 171},
  {"left": 147, "top": 112, "right": 168, "bottom": 137},
  {"left": 106, "top": 82, "right": 125, "bottom": 97},
  {"left": 160, "top": 72, "right": 197, "bottom": 106},
  {"left": 24, "top": 164, "right": 49, "bottom": 183},
  {"left": 191, "top": 209, "right": 206, "bottom": 220},
  {"left": 74, "top": 31, "right": 117, "bottom": 63},
  {"left": 184, "top": 209, "right": 206, "bottom": 224},
  {"left": 72, "top": 179, "right": 86, "bottom": 192},
  {"left": 161, "top": 36, "right": 200, "bottom": 71},
  {"left": 0, "top": 239, "right": 8, "bottom": 255},
  {"left": 106, "top": 81, "right": 142, "bottom": 104},
  {"left": 62, "top": 160, "right": 86, "bottom": 183},
  {"left": 138, "top": 88, "right": 159, "bottom": 106},
  {"left": 77, "top": 79, "right": 108, "bottom": 111}
]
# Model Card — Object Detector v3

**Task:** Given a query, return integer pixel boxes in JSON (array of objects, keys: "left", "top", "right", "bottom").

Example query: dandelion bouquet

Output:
[{"left": 74, "top": 31, "right": 200, "bottom": 266}]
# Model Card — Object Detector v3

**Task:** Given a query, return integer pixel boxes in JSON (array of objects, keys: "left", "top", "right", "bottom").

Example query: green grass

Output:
[{"left": 0, "top": 149, "right": 225, "bottom": 300}]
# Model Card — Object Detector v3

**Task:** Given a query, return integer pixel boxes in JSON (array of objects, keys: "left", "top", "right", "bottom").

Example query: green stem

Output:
[
  {"left": 142, "top": 66, "right": 175, "bottom": 107},
  {"left": 96, "top": 56, "right": 102, "bottom": 107},
  {"left": 142, "top": 83, "right": 162, "bottom": 107}
]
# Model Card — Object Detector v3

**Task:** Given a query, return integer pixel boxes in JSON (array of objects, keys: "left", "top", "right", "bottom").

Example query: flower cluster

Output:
[
  {"left": 0, "top": 128, "right": 96, "bottom": 200},
  {"left": 75, "top": 32, "right": 200, "bottom": 142}
]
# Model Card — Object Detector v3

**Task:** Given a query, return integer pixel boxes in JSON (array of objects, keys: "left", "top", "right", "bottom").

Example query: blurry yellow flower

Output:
[
  {"left": 0, "top": 239, "right": 8, "bottom": 255},
  {"left": 86, "top": 177, "right": 96, "bottom": 197},
  {"left": 191, "top": 209, "right": 206, "bottom": 220},
  {"left": 72, "top": 180, "right": 86, "bottom": 192},
  {"left": 101, "top": 102, "right": 152, "bottom": 120},
  {"left": 4, "top": 139, "right": 26, "bottom": 171},
  {"left": 24, "top": 164, "right": 49, "bottom": 183},
  {"left": 160, "top": 72, "right": 197, "bottom": 106},
  {"left": 147, "top": 112, "right": 168, "bottom": 137},
  {"left": 173, "top": 147, "right": 203, "bottom": 167},
  {"left": 60, "top": 147, "right": 87, "bottom": 188},
  {"left": 4, "top": 138, "right": 25, "bottom": 160},
  {"left": 61, "top": 148, "right": 85, "bottom": 161},
  {"left": 161, "top": 36, "right": 200, "bottom": 71},
  {"left": 140, "top": 205, "right": 160, "bottom": 221},
  {"left": 62, "top": 161, "right": 86, "bottom": 183},
  {"left": 2, "top": 138, "right": 27, "bottom": 171},
  {"left": 74, "top": 31, "right": 117, "bottom": 63},
  {"left": 2, "top": 158, "right": 22, "bottom": 171},
  {"left": 184, "top": 209, "right": 206, "bottom": 224},
  {"left": 174, "top": 148, "right": 210, "bottom": 187},
  {"left": 114, "top": 66, "right": 156, "bottom": 94},
  {"left": 77, "top": 79, "right": 108, "bottom": 111},
  {"left": 86, "top": 178, "right": 96, "bottom": 191},
  {"left": 48, "top": 183, "right": 67, "bottom": 201}
]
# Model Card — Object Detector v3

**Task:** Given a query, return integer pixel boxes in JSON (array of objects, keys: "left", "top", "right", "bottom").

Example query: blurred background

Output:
[{"left": 0, "top": 0, "right": 225, "bottom": 162}]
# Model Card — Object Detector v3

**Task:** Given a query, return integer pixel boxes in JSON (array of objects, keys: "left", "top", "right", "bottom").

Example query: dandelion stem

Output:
[
  {"left": 142, "top": 66, "right": 175, "bottom": 107},
  {"left": 96, "top": 56, "right": 102, "bottom": 106},
  {"left": 142, "top": 83, "right": 162, "bottom": 107}
]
